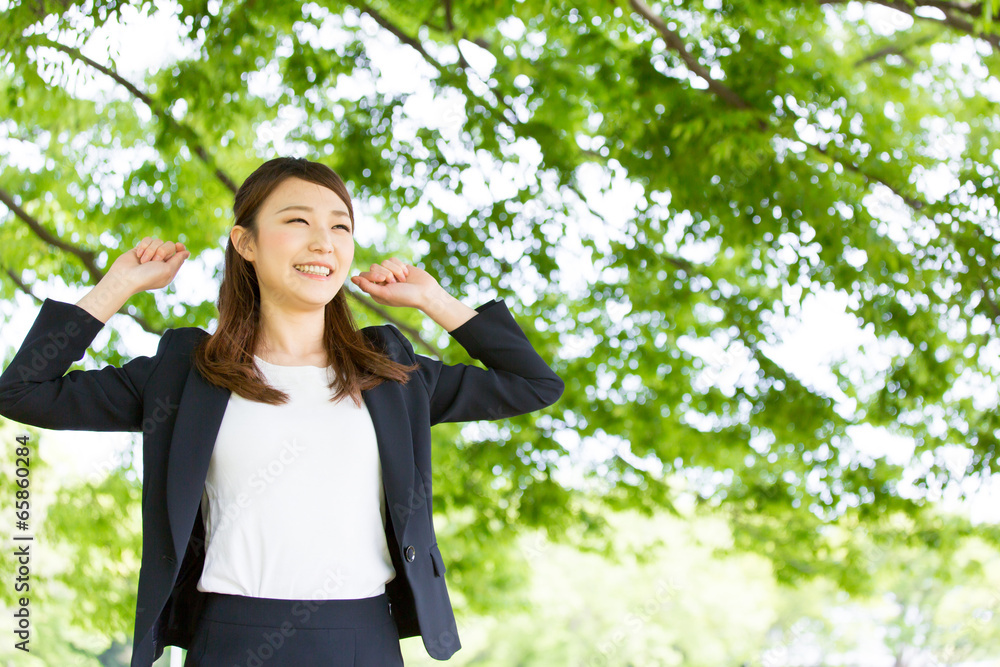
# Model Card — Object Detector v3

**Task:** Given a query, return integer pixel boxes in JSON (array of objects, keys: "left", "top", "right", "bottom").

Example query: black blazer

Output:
[{"left": 0, "top": 296, "right": 564, "bottom": 666}]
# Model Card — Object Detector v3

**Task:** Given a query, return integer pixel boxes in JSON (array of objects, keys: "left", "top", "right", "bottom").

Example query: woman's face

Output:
[{"left": 233, "top": 176, "right": 355, "bottom": 312}]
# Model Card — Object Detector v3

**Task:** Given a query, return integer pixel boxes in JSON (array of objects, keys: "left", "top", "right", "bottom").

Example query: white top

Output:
[{"left": 196, "top": 355, "right": 396, "bottom": 600}]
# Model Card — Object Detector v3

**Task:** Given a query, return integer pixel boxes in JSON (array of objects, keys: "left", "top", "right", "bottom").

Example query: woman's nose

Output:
[{"left": 309, "top": 229, "right": 338, "bottom": 252}]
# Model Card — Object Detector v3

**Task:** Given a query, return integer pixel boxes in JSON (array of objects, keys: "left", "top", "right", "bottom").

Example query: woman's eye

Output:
[{"left": 288, "top": 218, "right": 350, "bottom": 232}]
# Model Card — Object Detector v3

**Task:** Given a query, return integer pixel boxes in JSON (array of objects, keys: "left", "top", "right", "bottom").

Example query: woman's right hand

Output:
[{"left": 108, "top": 237, "right": 191, "bottom": 294}]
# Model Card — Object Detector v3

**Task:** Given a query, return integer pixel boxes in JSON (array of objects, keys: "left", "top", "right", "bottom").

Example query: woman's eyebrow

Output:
[{"left": 275, "top": 204, "right": 351, "bottom": 219}]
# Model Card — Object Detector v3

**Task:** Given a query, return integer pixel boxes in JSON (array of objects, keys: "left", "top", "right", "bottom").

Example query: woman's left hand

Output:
[{"left": 351, "top": 258, "right": 441, "bottom": 309}]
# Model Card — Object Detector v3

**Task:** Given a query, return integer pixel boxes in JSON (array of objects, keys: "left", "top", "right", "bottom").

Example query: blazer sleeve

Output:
[
  {"left": 388, "top": 298, "right": 565, "bottom": 425},
  {"left": 0, "top": 298, "right": 171, "bottom": 432}
]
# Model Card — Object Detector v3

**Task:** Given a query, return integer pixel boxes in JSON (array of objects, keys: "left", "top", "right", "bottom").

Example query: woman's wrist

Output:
[
  {"left": 419, "top": 287, "right": 478, "bottom": 332},
  {"left": 75, "top": 276, "right": 137, "bottom": 324}
]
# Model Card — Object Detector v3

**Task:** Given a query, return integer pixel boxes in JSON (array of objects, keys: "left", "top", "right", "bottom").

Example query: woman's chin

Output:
[{"left": 260, "top": 286, "right": 344, "bottom": 310}]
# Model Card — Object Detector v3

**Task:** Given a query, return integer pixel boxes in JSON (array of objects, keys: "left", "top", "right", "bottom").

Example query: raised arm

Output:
[
  {"left": 351, "top": 257, "right": 564, "bottom": 424},
  {"left": 0, "top": 237, "right": 190, "bottom": 431},
  {"left": 390, "top": 298, "right": 565, "bottom": 425},
  {"left": 0, "top": 299, "right": 174, "bottom": 431}
]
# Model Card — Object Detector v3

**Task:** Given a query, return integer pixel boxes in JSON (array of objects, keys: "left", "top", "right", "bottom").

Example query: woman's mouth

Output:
[{"left": 293, "top": 264, "right": 332, "bottom": 279}]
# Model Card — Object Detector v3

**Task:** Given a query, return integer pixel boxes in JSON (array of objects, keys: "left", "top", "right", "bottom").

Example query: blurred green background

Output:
[{"left": 1, "top": 0, "right": 999, "bottom": 664}]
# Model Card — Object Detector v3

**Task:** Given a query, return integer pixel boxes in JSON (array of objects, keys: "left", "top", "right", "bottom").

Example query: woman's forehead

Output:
[{"left": 265, "top": 178, "right": 350, "bottom": 215}]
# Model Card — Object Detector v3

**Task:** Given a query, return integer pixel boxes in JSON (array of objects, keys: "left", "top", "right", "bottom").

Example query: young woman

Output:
[{"left": 0, "top": 157, "right": 564, "bottom": 666}]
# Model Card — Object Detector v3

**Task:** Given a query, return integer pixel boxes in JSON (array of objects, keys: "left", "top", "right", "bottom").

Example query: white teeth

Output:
[{"left": 294, "top": 265, "right": 331, "bottom": 276}]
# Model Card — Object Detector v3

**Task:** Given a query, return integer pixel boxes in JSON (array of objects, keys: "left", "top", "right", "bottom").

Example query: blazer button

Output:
[{"left": 404, "top": 545, "right": 415, "bottom": 562}]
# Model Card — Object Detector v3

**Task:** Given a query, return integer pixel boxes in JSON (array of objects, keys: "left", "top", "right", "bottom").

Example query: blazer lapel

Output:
[
  {"left": 165, "top": 365, "right": 230, "bottom": 565},
  {"left": 164, "top": 347, "right": 416, "bottom": 565},
  {"left": 360, "top": 377, "right": 415, "bottom": 551}
]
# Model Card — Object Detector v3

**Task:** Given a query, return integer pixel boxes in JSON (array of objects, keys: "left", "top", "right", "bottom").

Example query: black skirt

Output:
[{"left": 183, "top": 591, "right": 404, "bottom": 666}]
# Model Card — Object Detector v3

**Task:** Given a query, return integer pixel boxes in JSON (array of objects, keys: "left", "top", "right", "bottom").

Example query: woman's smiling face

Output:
[{"left": 233, "top": 176, "right": 355, "bottom": 311}]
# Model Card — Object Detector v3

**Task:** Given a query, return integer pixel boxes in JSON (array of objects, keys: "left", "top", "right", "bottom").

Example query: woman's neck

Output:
[
  {"left": 255, "top": 350, "right": 330, "bottom": 367},
  {"left": 255, "top": 302, "right": 328, "bottom": 366}
]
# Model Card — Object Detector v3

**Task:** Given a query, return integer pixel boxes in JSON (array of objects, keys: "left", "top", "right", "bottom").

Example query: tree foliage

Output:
[{"left": 2, "top": 0, "right": 999, "bottom": 638}]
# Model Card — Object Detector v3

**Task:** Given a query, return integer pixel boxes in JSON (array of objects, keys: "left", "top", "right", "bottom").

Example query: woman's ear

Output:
[{"left": 231, "top": 225, "right": 255, "bottom": 262}]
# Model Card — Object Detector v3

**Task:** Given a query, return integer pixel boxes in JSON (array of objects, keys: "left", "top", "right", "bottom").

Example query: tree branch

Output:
[
  {"left": 0, "top": 196, "right": 160, "bottom": 334},
  {"left": 1, "top": 265, "right": 43, "bottom": 307},
  {"left": 347, "top": 291, "right": 443, "bottom": 357},
  {"left": 565, "top": 182, "right": 697, "bottom": 274},
  {"left": 352, "top": 3, "right": 518, "bottom": 125},
  {"left": 0, "top": 186, "right": 104, "bottom": 279},
  {"left": 821, "top": 0, "right": 1000, "bottom": 50},
  {"left": 625, "top": 2, "right": 927, "bottom": 214},
  {"left": 443, "top": 0, "right": 456, "bottom": 32},
  {"left": 854, "top": 33, "right": 935, "bottom": 66},
  {"left": 809, "top": 143, "right": 927, "bottom": 212},
  {"left": 978, "top": 278, "right": 1000, "bottom": 323},
  {"left": 438, "top": 0, "right": 472, "bottom": 68},
  {"left": 356, "top": 3, "right": 445, "bottom": 69},
  {"left": 0, "top": 183, "right": 443, "bottom": 345},
  {"left": 628, "top": 0, "right": 756, "bottom": 111},
  {"left": 23, "top": 38, "right": 438, "bottom": 341},
  {"left": 34, "top": 37, "right": 239, "bottom": 194}
]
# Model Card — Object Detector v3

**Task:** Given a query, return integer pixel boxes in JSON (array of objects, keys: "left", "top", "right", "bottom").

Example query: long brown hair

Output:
[{"left": 191, "top": 157, "right": 420, "bottom": 407}]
